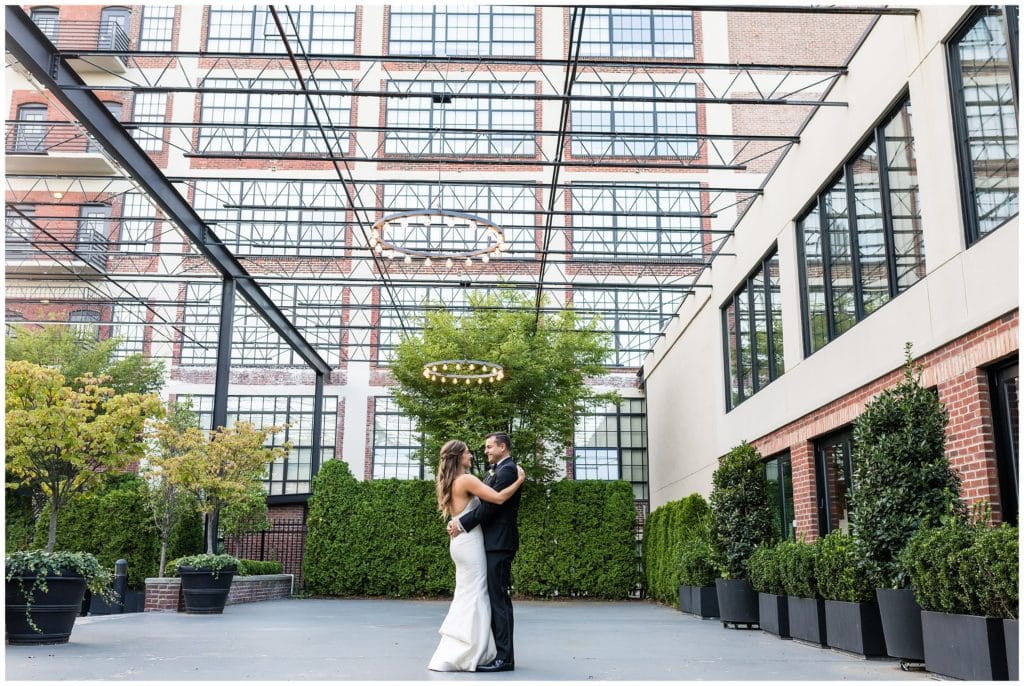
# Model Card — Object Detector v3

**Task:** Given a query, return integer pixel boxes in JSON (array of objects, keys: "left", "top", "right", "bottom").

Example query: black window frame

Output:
[
  {"left": 947, "top": 5, "right": 1020, "bottom": 246},
  {"left": 387, "top": 6, "right": 536, "bottom": 57},
  {"left": 572, "top": 398, "right": 649, "bottom": 502},
  {"left": 988, "top": 356, "right": 1019, "bottom": 526},
  {"left": 371, "top": 396, "right": 427, "bottom": 480},
  {"left": 764, "top": 451, "right": 795, "bottom": 541},
  {"left": 814, "top": 427, "right": 854, "bottom": 536},
  {"left": 722, "top": 246, "right": 784, "bottom": 411},
  {"left": 796, "top": 93, "right": 924, "bottom": 357},
  {"left": 578, "top": 8, "right": 695, "bottom": 58}
]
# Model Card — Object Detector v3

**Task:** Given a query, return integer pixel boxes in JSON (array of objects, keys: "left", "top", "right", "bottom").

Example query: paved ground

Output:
[{"left": 6, "top": 598, "right": 934, "bottom": 681}]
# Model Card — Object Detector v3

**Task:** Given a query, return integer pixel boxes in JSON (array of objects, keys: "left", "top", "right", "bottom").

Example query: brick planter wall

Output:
[{"left": 144, "top": 574, "right": 293, "bottom": 612}]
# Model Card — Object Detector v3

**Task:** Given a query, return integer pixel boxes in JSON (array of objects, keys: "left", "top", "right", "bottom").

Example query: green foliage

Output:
[
  {"left": 304, "top": 460, "right": 636, "bottom": 598},
  {"left": 390, "top": 290, "right": 617, "bottom": 481},
  {"left": 902, "top": 518, "right": 1019, "bottom": 618},
  {"left": 5, "top": 485, "right": 37, "bottom": 552},
  {"left": 748, "top": 543, "right": 786, "bottom": 596},
  {"left": 30, "top": 474, "right": 202, "bottom": 589},
  {"left": 6, "top": 361, "right": 163, "bottom": 552},
  {"left": 219, "top": 486, "right": 271, "bottom": 538},
  {"left": 6, "top": 549, "right": 116, "bottom": 634},
  {"left": 778, "top": 539, "right": 822, "bottom": 599},
  {"left": 237, "top": 559, "right": 284, "bottom": 576},
  {"left": 168, "top": 553, "right": 240, "bottom": 578},
  {"left": 959, "top": 525, "right": 1018, "bottom": 619},
  {"left": 710, "top": 442, "right": 775, "bottom": 580},
  {"left": 642, "top": 494, "right": 718, "bottom": 603},
  {"left": 900, "top": 517, "right": 976, "bottom": 614},
  {"left": 6, "top": 323, "right": 164, "bottom": 395},
  {"left": 849, "top": 343, "right": 963, "bottom": 589},
  {"left": 814, "top": 531, "right": 875, "bottom": 603}
]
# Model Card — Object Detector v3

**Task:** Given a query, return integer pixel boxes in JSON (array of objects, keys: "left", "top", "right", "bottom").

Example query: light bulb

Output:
[
  {"left": 482, "top": 254, "right": 490, "bottom": 263},
  {"left": 386, "top": 251, "right": 395, "bottom": 260},
  {"left": 404, "top": 255, "right": 412, "bottom": 264},
  {"left": 373, "top": 244, "right": 383, "bottom": 255},
  {"left": 456, "top": 363, "right": 462, "bottom": 370},
  {"left": 489, "top": 377, "right": 494, "bottom": 383},
  {"left": 445, "top": 258, "right": 453, "bottom": 269},
  {"left": 465, "top": 378, "right": 471, "bottom": 385},
  {"left": 477, "top": 378, "right": 483, "bottom": 384},
  {"left": 469, "top": 364, "right": 475, "bottom": 371},
  {"left": 465, "top": 257, "right": 472, "bottom": 266},
  {"left": 443, "top": 364, "right": 448, "bottom": 371},
  {"left": 441, "top": 377, "right": 446, "bottom": 384},
  {"left": 424, "top": 257, "right": 432, "bottom": 267},
  {"left": 481, "top": 365, "right": 488, "bottom": 372}
]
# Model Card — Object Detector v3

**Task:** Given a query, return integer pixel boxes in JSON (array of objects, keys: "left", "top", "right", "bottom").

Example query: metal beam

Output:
[
  {"left": 310, "top": 372, "right": 325, "bottom": 479},
  {"left": 212, "top": 277, "right": 235, "bottom": 432},
  {"left": 4, "top": 5, "right": 330, "bottom": 376}
]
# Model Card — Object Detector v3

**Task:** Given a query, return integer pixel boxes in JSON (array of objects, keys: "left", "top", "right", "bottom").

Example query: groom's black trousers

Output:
[{"left": 485, "top": 549, "right": 515, "bottom": 663}]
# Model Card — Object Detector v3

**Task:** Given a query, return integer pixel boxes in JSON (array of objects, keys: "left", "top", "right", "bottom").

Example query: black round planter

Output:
[
  {"left": 876, "top": 587, "right": 924, "bottom": 662},
  {"left": 178, "top": 566, "right": 236, "bottom": 614},
  {"left": 6, "top": 572, "right": 88, "bottom": 645}
]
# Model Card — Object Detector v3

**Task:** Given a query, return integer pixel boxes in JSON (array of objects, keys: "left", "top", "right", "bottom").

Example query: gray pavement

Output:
[{"left": 6, "top": 598, "right": 934, "bottom": 681}]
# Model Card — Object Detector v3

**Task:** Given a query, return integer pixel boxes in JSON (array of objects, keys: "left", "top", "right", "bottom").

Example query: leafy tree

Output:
[
  {"left": 849, "top": 343, "right": 964, "bottom": 589},
  {"left": 390, "top": 290, "right": 616, "bottom": 480},
  {"left": 5, "top": 361, "right": 162, "bottom": 552},
  {"left": 143, "top": 399, "right": 204, "bottom": 576},
  {"left": 164, "top": 421, "right": 290, "bottom": 554},
  {"left": 6, "top": 323, "right": 165, "bottom": 395},
  {"left": 710, "top": 442, "right": 775, "bottom": 580}
]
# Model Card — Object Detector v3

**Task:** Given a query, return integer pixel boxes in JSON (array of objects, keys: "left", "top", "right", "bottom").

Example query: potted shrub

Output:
[
  {"left": 167, "top": 553, "right": 240, "bottom": 614},
  {"left": 6, "top": 550, "right": 116, "bottom": 644},
  {"left": 901, "top": 517, "right": 1015, "bottom": 680},
  {"left": 4, "top": 361, "right": 160, "bottom": 643},
  {"left": 781, "top": 538, "right": 828, "bottom": 647},
  {"left": 677, "top": 525, "right": 721, "bottom": 619},
  {"left": 750, "top": 542, "right": 789, "bottom": 638},
  {"left": 710, "top": 442, "right": 775, "bottom": 629},
  {"left": 815, "top": 531, "right": 886, "bottom": 656},
  {"left": 848, "top": 344, "right": 963, "bottom": 663}
]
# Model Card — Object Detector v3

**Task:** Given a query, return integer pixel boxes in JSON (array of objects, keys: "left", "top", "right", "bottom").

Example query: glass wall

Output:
[
  {"left": 573, "top": 398, "right": 648, "bottom": 502},
  {"left": 372, "top": 397, "right": 428, "bottom": 480},
  {"left": 388, "top": 6, "right": 534, "bottom": 56},
  {"left": 206, "top": 6, "right": 355, "bottom": 53},
  {"left": 814, "top": 428, "right": 854, "bottom": 535},
  {"left": 765, "top": 451, "right": 795, "bottom": 540},
  {"left": 579, "top": 8, "right": 694, "bottom": 58}
]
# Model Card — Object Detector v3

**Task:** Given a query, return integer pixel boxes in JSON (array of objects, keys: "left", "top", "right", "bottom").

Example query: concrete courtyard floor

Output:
[{"left": 6, "top": 598, "right": 935, "bottom": 681}]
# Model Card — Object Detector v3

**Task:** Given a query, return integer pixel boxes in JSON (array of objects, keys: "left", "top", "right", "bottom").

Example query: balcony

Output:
[
  {"left": 37, "top": 19, "right": 131, "bottom": 74},
  {"left": 5, "top": 121, "right": 120, "bottom": 175},
  {"left": 5, "top": 223, "right": 108, "bottom": 275}
]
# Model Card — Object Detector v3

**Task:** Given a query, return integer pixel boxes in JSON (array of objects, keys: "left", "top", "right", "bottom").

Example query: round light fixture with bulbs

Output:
[
  {"left": 369, "top": 209, "right": 509, "bottom": 263},
  {"left": 422, "top": 359, "right": 505, "bottom": 385}
]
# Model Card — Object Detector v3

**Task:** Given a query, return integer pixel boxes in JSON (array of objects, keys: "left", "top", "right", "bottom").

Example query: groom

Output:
[{"left": 448, "top": 431, "right": 521, "bottom": 673}]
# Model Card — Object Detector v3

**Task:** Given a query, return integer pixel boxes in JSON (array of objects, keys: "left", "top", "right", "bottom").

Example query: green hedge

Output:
[
  {"left": 901, "top": 520, "right": 1018, "bottom": 618},
  {"left": 779, "top": 539, "right": 822, "bottom": 599},
  {"left": 304, "top": 460, "right": 636, "bottom": 598},
  {"left": 642, "top": 493, "right": 713, "bottom": 605},
  {"left": 748, "top": 543, "right": 785, "bottom": 596},
  {"left": 238, "top": 559, "right": 284, "bottom": 576},
  {"left": 33, "top": 474, "right": 203, "bottom": 589},
  {"left": 814, "top": 531, "right": 874, "bottom": 603}
]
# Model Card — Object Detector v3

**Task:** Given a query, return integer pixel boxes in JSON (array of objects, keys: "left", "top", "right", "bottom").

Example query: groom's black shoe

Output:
[{"left": 476, "top": 659, "right": 514, "bottom": 673}]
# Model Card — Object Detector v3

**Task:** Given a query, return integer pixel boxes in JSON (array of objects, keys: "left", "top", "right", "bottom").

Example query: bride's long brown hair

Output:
[{"left": 436, "top": 439, "right": 468, "bottom": 518}]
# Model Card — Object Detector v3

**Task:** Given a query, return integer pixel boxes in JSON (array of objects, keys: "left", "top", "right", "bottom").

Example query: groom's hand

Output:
[{"left": 447, "top": 519, "right": 462, "bottom": 538}]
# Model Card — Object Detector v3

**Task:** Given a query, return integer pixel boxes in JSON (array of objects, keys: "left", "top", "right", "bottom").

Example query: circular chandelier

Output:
[
  {"left": 422, "top": 359, "right": 505, "bottom": 385},
  {"left": 369, "top": 209, "right": 509, "bottom": 265}
]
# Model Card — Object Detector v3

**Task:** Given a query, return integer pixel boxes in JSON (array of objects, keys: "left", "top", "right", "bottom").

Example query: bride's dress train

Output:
[{"left": 428, "top": 498, "right": 496, "bottom": 671}]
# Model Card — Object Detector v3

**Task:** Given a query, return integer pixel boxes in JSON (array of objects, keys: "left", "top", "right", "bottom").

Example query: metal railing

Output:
[
  {"left": 36, "top": 18, "right": 130, "bottom": 55},
  {"left": 6, "top": 120, "right": 103, "bottom": 155},
  {"left": 4, "top": 221, "right": 108, "bottom": 272}
]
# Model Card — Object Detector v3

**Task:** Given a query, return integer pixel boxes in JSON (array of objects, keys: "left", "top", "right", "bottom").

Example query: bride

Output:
[{"left": 428, "top": 439, "right": 525, "bottom": 672}]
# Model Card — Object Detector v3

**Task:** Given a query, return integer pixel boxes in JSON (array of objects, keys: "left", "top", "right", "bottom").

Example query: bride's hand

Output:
[{"left": 516, "top": 465, "right": 525, "bottom": 480}]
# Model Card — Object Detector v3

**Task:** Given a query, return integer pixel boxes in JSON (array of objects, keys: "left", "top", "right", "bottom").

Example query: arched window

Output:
[
  {"left": 30, "top": 7, "right": 59, "bottom": 41},
  {"left": 69, "top": 309, "right": 101, "bottom": 340},
  {"left": 5, "top": 310, "right": 25, "bottom": 337},
  {"left": 99, "top": 7, "right": 132, "bottom": 51}
]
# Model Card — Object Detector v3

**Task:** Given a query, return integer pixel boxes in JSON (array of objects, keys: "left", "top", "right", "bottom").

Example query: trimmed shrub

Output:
[
  {"left": 677, "top": 534, "right": 720, "bottom": 588},
  {"left": 899, "top": 518, "right": 976, "bottom": 614},
  {"left": 779, "top": 539, "right": 821, "bottom": 599},
  {"left": 814, "top": 531, "right": 874, "bottom": 603},
  {"left": 960, "top": 524, "right": 1018, "bottom": 619},
  {"left": 33, "top": 474, "right": 202, "bottom": 589},
  {"left": 5, "top": 485, "right": 36, "bottom": 553},
  {"left": 237, "top": 559, "right": 284, "bottom": 576},
  {"left": 642, "top": 494, "right": 713, "bottom": 604},
  {"left": 710, "top": 442, "right": 775, "bottom": 580},
  {"left": 749, "top": 542, "right": 786, "bottom": 596},
  {"left": 849, "top": 344, "right": 963, "bottom": 589},
  {"left": 304, "top": 460, "right": 636, "bottom": 598}
]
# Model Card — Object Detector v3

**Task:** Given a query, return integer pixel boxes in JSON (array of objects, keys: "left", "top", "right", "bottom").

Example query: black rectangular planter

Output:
[
  {"left": 921, "top": 610, "right": 1008, "bottom": 680},
  {"left": 824, "top": 599, "right": 887, "bottom": 656},
  {"left": 715, "top": 578, "right": 759, "bottom": 628},
  {"left": 692, "top": 585, "right": 720, "bottom": 619},
  {"left": 678, "top": 585, "right": 693, "bottom": 614},
  {"left": 87, "top": 589, "right": 144, "bottom": 615},
  {"left": 788, "top": 596, "right": 827, "bottom": 647},
  {"left": 876, "top": 588, "right": 923, "bottom": 662},
  {"left": 1004, "top": 619, "right": 1018, "bottom": 681},
  {"left": 758, "top": 593, "right": 790, "bottom": 638}
]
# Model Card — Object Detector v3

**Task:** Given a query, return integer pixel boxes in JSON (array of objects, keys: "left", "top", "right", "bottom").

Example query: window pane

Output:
[
  {"left": 724, "top": 301, "right": 739, "bottom": 408},
  {"left": 372, "top": 397, "right": 429, "bottom": 480},
  {"left": 573, "top": 400, "right": 648, "bottom": 501},
  {"left": 884, "top": 100, "right": 926, "bottom": 291},
  {"left": 824, "top": 180, "right": 856, "bottom": 337},
  {"left": 953, "top": 7, "right": 1019, "bottom": 239},
  {"left": 851, "top": 141, "right": 890, "bottom": 315},
  {"left": 767, "top": 252, "right": 784, "bottom": 376}
]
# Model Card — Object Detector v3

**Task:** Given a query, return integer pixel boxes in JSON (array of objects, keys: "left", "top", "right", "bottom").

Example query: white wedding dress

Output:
[{"left": 428, "top": 497, "right": 496, "bottom": 672}]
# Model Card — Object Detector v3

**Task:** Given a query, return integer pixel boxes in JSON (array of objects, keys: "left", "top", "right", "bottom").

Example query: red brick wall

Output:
[
  {"left": 753, "top": 310, "right": 1019, "bottom": 539},
  {"left": 144, "top": 574, "right": 292, "bottom": 612}
]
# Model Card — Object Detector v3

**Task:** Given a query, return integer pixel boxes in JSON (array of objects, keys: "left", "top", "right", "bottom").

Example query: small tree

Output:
[
  {"left": 390, "top": 290, "right": 616, "bottom": 481},
  {"left": 710, "top": 442, "right": 775, "bottom": 580},
  {"left": 143, "top": 399, "right": 204, "bottom": 577},
  {"left": 167, "top": 421, "right": 290, "bottom": 554},
  {"left": 5, "top": 361, "right": 162, "bottom": 552},
  {"left": 849, "top": 343, "right": 964, "bottom": 589},
  {"left": 6, "top": 324, "right": 165, "bottom": 395}
]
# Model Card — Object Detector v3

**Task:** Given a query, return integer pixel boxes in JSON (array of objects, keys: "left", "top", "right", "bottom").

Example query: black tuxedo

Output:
[{"left": 456, "top": 456, "right": 521, "bottom": 664}]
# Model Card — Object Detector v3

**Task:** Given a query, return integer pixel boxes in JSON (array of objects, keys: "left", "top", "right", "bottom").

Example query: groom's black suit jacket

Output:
[{"left": 458, "top": 457, "right": 521, "bottom": 552}]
